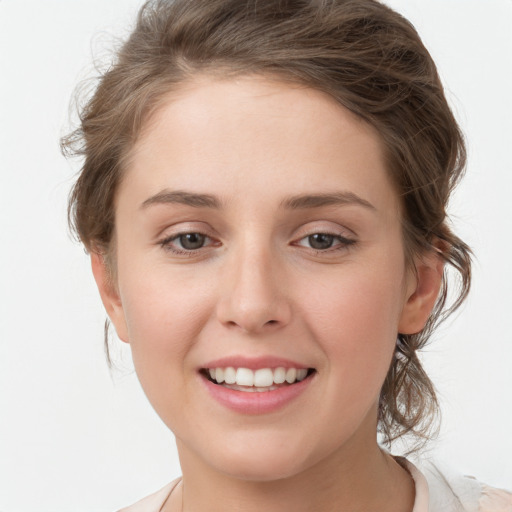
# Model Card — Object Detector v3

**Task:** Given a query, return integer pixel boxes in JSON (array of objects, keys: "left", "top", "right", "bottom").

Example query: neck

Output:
[{"left": 166, "top": 435, "right": 414, "bottom": 512}]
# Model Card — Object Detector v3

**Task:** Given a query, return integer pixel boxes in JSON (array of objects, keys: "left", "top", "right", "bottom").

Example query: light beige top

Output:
[{"left": 118, "top": 458, "right": 512, "bottom": 512}]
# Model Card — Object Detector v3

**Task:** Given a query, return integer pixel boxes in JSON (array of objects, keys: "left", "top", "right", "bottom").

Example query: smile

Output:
[
  {"left": 205, "top": 367, "right": 311, "bottom": 391},
  {"left": 200, "top": 364, "right": 316, "bottom": 414}
]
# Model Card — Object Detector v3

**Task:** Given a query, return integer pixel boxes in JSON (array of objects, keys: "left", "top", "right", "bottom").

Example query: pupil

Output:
[
  {"left": 309, "top": 233, "right": 334, "bottom": 250},
  {"left": 180, "top": 233, "right": 205, "bottom": 250}
]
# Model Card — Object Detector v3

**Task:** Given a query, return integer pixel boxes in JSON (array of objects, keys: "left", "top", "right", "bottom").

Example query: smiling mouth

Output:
[{"left": 201, "top": 367, "right": 316, "bottom": 392}]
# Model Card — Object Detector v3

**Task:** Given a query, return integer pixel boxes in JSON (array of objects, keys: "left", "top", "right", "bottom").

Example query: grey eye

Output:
[
  {"left": 307, "top": 234, "right": 334, "bottom": 250},
  {"left": 179, "top": 233, "right": 207, "bottom": 250}
]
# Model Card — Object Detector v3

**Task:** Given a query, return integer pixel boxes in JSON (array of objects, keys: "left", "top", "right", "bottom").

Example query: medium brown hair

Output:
[{"left": 63, "top": 0, "right": 471, "bottom": 449}]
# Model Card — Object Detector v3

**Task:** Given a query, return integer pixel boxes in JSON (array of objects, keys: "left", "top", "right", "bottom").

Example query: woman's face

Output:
[{"left": 97, "top": 77, "right": 432, "bottom": 481}]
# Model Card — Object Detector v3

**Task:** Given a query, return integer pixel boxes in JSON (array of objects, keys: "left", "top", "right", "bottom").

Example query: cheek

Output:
[
  {"left": 302, "top": 261, "right": 404, "bottom": 340},
  {"left": 115, "top": 258, "right": 215, "bottom": 409},
  {"left": 297, "top": 259, "right": 406, "bottom": 397},
  {"left": 118, "top": 255, "right": 212, "bottom": 347}
]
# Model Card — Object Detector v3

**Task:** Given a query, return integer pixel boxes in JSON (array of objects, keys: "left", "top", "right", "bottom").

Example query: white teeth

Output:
[
  {"left": 207, "top": 366, "right": 311, "bottom": 387},
  {"left": 285, "top": 368, "right": 297, "bottom": 383},
  {"left": 224, "top": 367, "right": 236, "bottom": 385},
  {"left": 296, "top": 369, "right": 307, "bottom": 381},
  {"left": 236, "top": 368, "right": 254, "bottom": 386},
  {"left": 273, "top": 367, "right": 286, "bottom": 384},
  {"left": 215, "top": 368, "right": 225, "bottom": 384},
  {"left": 254, "top": 368, "right": 274, "bottom": 387}
]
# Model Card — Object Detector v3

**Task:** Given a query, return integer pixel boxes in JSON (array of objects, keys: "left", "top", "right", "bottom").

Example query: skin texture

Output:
[{"left": 92, "top": 77, "right": 443, "bottom": 511}]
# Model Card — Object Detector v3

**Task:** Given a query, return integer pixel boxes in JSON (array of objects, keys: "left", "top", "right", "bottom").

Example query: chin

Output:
[
  {"left": 203, "top": 432, "right": 319, "bottom": 482},
  {"left": 220, "top": 456, "right": 307, "bottom": 482}
]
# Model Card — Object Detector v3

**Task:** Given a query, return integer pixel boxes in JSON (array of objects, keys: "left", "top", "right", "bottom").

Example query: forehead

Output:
[{"left": 120, "top": 76, "right": 399, "bottom": 216}]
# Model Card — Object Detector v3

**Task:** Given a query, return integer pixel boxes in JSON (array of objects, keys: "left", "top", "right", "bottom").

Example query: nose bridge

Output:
[{"left": 216, "top": 235, "right": 290, "bottom": 333}]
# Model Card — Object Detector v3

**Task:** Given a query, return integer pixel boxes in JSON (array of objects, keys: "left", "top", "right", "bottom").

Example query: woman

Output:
[{"left": 62, "top": 0, "right": 512, "bottom": 510}]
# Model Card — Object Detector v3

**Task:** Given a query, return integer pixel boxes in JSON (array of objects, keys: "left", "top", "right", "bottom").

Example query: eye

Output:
[
  {"left": 305, "top": 233, "right": 336, "bottom": 250},
  {"left": 295, "top": 232, "right": 355, "bottom": 251},
  {"left": 176, "top": 233, "right": 207, "bottom": 250},
  {"left": 159, "top": 232, "right": 216, "bottom": 254}
]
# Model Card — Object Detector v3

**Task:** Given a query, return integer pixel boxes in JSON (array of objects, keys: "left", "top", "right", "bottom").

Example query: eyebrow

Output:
[
  {"left": 141, "top": 190, "right": 222, "bottom": 209},
  {"left": 140, "top": 189, "right": 375, "bottom": 212},
  {"left": 281, "top": 192, "right": 376, "bottom": 211}
]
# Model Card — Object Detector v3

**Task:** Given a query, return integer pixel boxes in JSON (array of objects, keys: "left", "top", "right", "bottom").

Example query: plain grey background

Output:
[{"left": 1, "top": 1, "right": 511, "bottom": 510}]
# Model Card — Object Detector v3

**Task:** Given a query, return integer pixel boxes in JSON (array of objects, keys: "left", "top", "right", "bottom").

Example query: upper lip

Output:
[{"left": 201, "top": 355, "right": 312, "bottom": 370}]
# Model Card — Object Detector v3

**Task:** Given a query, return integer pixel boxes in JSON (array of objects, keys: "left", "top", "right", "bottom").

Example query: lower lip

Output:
[{"left": 201, "top": 373, "right": 314, "bottom": 414}]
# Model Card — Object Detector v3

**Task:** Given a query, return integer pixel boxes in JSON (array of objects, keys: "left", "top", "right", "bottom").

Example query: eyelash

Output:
[
  {"left": 294, "top": 232, "right": 356, "bottom": 254},
  {"left": 158, "top": 232, "right": 218, "bottom": 256},
  {"left": 158, "top": 231, "right": 356, "bottom": 256}
]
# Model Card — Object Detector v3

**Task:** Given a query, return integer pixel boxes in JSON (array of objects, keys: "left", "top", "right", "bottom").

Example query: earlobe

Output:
[
  {"left": 398, "top": 249, "right": 444, "bottom": 335},
  {"left": 90, "top": 252, "right": 129, "bottom": 343}
]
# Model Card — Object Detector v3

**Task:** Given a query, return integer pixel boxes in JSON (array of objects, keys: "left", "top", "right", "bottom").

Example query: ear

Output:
[
  {"left": 398, "top": 248, "right": 444, "bottom": 335},
  {"left": 90, "top": 252, "right": 129, "bottom": 343}
]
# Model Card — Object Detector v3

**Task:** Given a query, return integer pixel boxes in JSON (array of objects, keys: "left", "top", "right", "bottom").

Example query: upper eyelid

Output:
[
  {"left": 155, "top": 219, "right": 357, "bottom": 243},
  {"left": 292, "top": 225, "right": 356, "bottom": 241},
  {"left": 296, "top": 232, "right": 353, "bottom": 241},
  {"left": 158, "top": 228, "right": 353, "bottom": 241},
  {"left": 156, "top": 222, "right": 217, "bottom": 240},
  {"left": 293, "top": 218, "right": 356, "bottom": 233}
]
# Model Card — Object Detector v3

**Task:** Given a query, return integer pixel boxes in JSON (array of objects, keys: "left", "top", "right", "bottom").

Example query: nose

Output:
[{"left": 215, "top": 244, "right": 292, "bottom": 334}]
